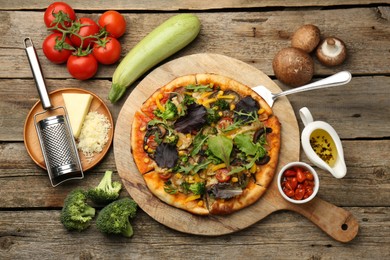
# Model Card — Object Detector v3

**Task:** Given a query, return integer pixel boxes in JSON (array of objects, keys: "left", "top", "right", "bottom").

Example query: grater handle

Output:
[{"left": 24, "top": 37, "right": 52, "bottom": 110}]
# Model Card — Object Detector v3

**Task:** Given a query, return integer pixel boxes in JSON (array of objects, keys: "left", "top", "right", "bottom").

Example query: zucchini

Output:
[{"left": 109, "top": 14, "right": 201, "bottom": 103}]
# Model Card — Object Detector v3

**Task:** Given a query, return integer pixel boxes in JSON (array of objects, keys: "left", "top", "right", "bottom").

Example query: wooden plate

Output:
[
  {"left": 24, "top": 88, "right": 114, "bottom": 171},
  {"left": 115, "top": 54, "right": 359, "bottom": 241}
]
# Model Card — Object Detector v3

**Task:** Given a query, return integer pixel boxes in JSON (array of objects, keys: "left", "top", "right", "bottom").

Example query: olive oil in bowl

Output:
[{"left": 310, "top": 129, "right": 338, "bottom": 167}]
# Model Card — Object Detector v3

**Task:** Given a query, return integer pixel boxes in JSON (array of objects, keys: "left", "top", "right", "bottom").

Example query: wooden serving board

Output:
[{"left": 114, "top": 53, "right": 358, "bottom": 242}]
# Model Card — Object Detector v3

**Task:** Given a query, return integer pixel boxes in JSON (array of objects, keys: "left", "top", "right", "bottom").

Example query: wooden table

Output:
[{"left": 1, "top": 1, "right": 389, "bottom": 258}]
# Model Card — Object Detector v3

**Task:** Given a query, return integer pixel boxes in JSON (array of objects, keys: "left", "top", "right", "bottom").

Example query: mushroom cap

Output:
[
  {"left": 291, "top": 24, "right": 321, "bottom": 53},
  {"left": 316, "top": 37, "right": 347, "bottom": 67},
  {"left": 272, "top": 47, "right": 314, "bottom": 87}
]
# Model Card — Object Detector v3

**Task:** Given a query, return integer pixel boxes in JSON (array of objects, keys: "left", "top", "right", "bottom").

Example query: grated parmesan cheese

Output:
[{"left": 77, "top": 111, "right": 111, "bottom": 160}]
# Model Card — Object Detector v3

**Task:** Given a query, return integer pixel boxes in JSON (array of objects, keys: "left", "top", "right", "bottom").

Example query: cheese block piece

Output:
[{"left": 62, "top": 93, "right": 93, "bottom": 138}]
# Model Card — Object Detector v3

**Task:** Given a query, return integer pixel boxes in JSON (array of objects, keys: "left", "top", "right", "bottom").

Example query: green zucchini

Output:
[{"left": 109, "top": 14, "right": 201, "bottom": 103}]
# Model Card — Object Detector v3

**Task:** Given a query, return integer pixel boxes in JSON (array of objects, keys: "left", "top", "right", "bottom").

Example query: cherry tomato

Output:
[
  {"left": 283, "top": 188, "right": 294, "bottom": 198},
  {"left": 67, "top": 54, "right": 98, "bottom": 80},
  {"left": 284, "top": 169, "right": 296, "bottom": 177},
  {"left": 44, "top": 2, "right": 76, "bottom": 30},
  {"left": 70, "top": 17, "right": 100, "bottom": 49},
  {"left": 98, "top": 10, "right": 126, "bottom": 38},
  {"left": 145, "top": 134, "right": 159, "bottom": 152},
  {"left": 159, "top": 172, "right": 172, "bottom": 180},
  {"left": 215, "top": 168, "right": 231, "bottom": 183},
  {"left": 42, "top": 33, "right": 73, "bottom": 64},
  {"left": 289, "top": 177, "right": 298, "bottom": 190},
  {"left": 306, "top": 172, "right": 314, "bottom": 181},
  {"left": 296, "top": 167, "right": 306, "bottom": 183},
  {"left": 294, "top": 188, "right": 305, "bottom": 200},
  {"left": 92, "top": 37, "right": 121, "bottom": 65},
  {"left": 217, "top": 117, "right": 233, "bottom": 130}
]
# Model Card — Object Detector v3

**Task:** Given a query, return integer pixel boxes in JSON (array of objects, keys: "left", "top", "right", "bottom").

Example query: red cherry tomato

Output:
[
  {"left": 145, "top": 134, "right": 159, "bottom": 153},
  {"left": 98, "top": 10, "right": 126, "bottom": 38},
  {"left": 159, "top": 172, "right": 172, "bottom": 181},
  {"left": 92, "top": 37, "right": 121, "bottom": 65},
  {"left": 70, "top": 17, "right": 100, "bottom": 49},
  {"left": 283, "top": 188, "right": 295, "bottom": 198},
  {"left": 67, "top": 54, "right": 98, "bottom": 80},
  {"left": 294, "top": 188, "right": 305, "bottom": 200},
  {"left": 215, "top": 168, "right": 231, "bottom": 183},
  {"left": 306, "top": 172, "right": 314, "bottom": 181},
  {"left": 296, "top": 167, "right": 306, "bottom": 183},
  {"left": 42, "top": 33, "right": 73, "bottom": 64},
  {"left": 284, "top": 169, "right": 296, "bottom": 177},
  {"left": 289, "top": 177, "right": 298, "bottom": 190},
  {"left": 44, "top": 2, "right": 76, "bottom": 30},
  {"left": 217, "top": 117, "right": 233, "bottom": 130}
]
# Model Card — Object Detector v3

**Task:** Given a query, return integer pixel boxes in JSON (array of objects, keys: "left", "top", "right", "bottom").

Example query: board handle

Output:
[{"left": 286, "top": 197, "right": 359, "bottom": 243}]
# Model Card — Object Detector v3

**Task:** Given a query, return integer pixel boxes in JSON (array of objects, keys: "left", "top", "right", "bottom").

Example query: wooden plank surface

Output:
[
  {"left": 1, "top": 0, "right": 390, "bottom": 10},
  {"left": 0, "top": 1, "right": 389, "bottom": 259},
  {"left": 1, "top": 75, "right": 389, "bottom": 141},
  {"left": 0, "top": 7, "right": 389, "bottom": 79},
  {"left": 0, "top": 207, "right": 388, "bottom": 259}
]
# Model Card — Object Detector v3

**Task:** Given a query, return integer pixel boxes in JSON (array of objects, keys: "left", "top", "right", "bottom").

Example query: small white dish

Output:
[
  {"left": 299, "top": 107, "right": 347, "bottom": 179},
  {"left": 277, "top": 162, "right": 319, "bottom": 204}
]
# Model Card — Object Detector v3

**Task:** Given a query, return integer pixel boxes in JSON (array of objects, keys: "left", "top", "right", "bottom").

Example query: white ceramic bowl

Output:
[{"left": 277, "top": 162, "right": 319, "bottom": 204}]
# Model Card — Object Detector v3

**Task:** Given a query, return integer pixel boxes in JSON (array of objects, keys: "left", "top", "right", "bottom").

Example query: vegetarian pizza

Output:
[{"left": 131, "top": 74, "right": 281, "bottom": 215}]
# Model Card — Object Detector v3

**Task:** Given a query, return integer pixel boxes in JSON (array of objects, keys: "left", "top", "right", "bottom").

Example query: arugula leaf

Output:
[
  {"left": 234, "top": 133, "right": 267, "bottom": 169},
  {"left": 147, "top": 119, "right": 177, "bottom": 145},
  {"left": 222, "top": 110, "right": 258, "bottom": 133},
  {"left": 178, "top": 160, "right": 211, "bottom": 175},
  {"left": 191, "top": 132, "right": 208, "bottom": 156},
  {"left": 207, "top": 135, "right": 233, "bottom": 166},
  {"left": 228, "top": 166, "right": 246, "bottom": 176}
]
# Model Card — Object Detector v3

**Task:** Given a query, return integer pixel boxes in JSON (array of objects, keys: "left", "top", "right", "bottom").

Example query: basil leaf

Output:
[
  {"left": 174, "top": 104, "right": 207, "bottom": 134},
  {"left": 207, "top": 135, "right": 233, "bottom": 166}
]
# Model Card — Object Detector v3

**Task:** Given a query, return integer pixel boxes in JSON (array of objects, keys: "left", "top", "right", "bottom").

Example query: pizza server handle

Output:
[
  {"left": 285, "top": 197, "right": 359, "bottom": 243},
  {"left": 24, "top": 37, "right": 52, "bottom": 110}
]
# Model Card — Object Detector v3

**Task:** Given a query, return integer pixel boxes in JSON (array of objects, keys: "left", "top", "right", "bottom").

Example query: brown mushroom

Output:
[
  {"left": 272, "top": 47, "right": 314, "bottom": 87},
  {"left": 291, "top": 24, "right": 321, "bottom": 53},
  {"left": 316, "top": 37, "right": 347, "bottom": 66}
]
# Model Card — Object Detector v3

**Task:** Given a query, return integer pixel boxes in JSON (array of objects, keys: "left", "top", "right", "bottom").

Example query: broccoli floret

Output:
[
  {"left": 189, "top": 182, "right": 206, "bottom": 195},
  {"left": 60, "top": 189, "right": 96, "bottom": 232},
  {"left": 154, "top": 100, "right": 178, "bottom": 120},
  {"left": 213, "top": 99, "right": 230, "bottom": 110},
  {"left": 96, "top": 198, "right": 138, "bottom": 238},
  {"left": 87, "top": 170, "right": 122, "bottom": 205},
  {"left": 206, "top": 108, "right": 221, "bottom": 124}
]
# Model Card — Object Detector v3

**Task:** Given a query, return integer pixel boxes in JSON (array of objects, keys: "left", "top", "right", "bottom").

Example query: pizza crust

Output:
[
  {"left": 208, "top": 180, "right": 266, "bottom": 215},
  {"left": 143, "top": 171, "right": 209, "bottom": 215},
  {"left": 131, "top": 111, "right": 157, "bottom": 174}
]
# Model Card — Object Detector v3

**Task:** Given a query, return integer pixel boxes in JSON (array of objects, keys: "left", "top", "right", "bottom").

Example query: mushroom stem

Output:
[
  {"left": 316, "top": 36, "right": 347, "bottom": 67},
  {"left": 322, "top": 39, "right": 343, "bottom": 57}
]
